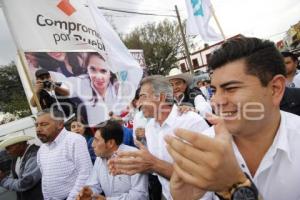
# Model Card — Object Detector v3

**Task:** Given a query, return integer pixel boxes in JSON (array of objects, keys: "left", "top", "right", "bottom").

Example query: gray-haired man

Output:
[{"left": 109, "top": 75, "right": 209, "bottom": 199}]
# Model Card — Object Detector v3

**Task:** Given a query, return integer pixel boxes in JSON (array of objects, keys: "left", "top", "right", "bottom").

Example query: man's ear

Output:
[
  {"left": 57, "top": 120, "right": 65, "bottom": 129},
  {"left": 106, "top": 139, "right": 116, "bottom": 149},
  {"left": 270, "top": 74, "right": 286, "bottom": 106}
]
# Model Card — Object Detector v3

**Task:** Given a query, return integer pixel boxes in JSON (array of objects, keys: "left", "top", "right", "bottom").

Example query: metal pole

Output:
[
  {"left": 175, "top": 5, "right": 194, "bottom": 75},
  {"left": 210, "top": 4, "right": 226, "bottom": 40}
]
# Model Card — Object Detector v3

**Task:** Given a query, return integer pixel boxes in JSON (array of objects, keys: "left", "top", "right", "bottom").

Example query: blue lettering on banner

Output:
[
  {"left": 191, "top": 0, "right": 204, "bottom": 16},
  {"left": 119, "top": 71, "right": 128, "bottom": 82}
]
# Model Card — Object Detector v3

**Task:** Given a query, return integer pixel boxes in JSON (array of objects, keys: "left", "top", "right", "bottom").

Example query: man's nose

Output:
[{"left": 210, "top": 91, "right": 228, "bottom": 110}]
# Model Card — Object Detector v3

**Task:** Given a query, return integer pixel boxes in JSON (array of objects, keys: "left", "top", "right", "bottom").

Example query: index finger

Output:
[
  {"left": 117, "top": 150, "right": 140, "bottom": 158},
  {"left": 174, "top": 128, "right": 216, "bottom": 151}
]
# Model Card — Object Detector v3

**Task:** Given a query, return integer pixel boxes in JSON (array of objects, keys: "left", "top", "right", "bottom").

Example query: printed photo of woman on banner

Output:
[{"left": 25, "top": 51, "right": 136, "bottom": 126}]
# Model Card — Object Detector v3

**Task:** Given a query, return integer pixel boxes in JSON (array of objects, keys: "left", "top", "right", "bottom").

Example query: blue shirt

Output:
[
  {"left": 122, "top": 127, "right": 135, "bottom": 147},
  {"left": 85, "top": 136, "right": 96, "bottom": 164}
]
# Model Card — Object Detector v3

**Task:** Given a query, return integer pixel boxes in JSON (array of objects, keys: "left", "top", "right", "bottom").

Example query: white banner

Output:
[
  {"left": 2, "top": 0, "right": 143, "bottom": 126},
  {"left": 129, "top": 49, "right": 146, "bottom": 69},
  {"left": 185, "top": 0, "right": 222, "bottom": 42}
]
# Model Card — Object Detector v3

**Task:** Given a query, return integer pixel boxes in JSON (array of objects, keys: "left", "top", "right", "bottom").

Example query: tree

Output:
[
  {"left": 0, "top": 62, "right": 31, "bottom": 118},
  {"left": 123, "top": 19, "right": 187, "bottom": 75}
]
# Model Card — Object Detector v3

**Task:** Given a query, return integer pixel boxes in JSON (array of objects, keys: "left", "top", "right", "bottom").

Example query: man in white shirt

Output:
[
  {"left": 77, "top": 120, "right": 148, "bottom": 200},
  {"left": 108, "top": 75, "right": 209, "bottom": 199},
  {"left": 36, "top": 109, "right": 92, "bottom": 200},
  {"left": 165, "top": 37, "right": 300, "bottom": 200},
  {"left": 197, "top": 80, "right": 210, "bottom": 100}
]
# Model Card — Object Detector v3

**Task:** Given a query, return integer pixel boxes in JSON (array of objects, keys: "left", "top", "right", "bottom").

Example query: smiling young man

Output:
[{"left": 165, "top": 37, "right": 300, "bottom": 200}]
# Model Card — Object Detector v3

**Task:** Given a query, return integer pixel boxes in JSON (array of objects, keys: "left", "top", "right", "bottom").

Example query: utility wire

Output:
[
  {"left": 98, "top": 6, "right": 176, "bottom": 17},
  {"left": 108, "top": 0, "right": 175, "bottom": 11}
]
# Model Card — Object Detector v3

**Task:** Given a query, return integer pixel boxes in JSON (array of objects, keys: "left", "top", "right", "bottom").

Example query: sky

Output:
[{"left": 0, "top": 0, "right": 300, "bottom": 65}]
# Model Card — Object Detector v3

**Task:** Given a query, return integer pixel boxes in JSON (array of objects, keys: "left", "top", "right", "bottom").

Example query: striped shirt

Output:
[{"left": 37, "top": 128, "right": 92, "bottom": 200}]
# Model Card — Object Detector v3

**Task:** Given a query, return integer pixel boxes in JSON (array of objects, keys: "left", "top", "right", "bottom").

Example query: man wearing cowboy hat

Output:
[
  {"left": 0, "top": 134, "right": 43, "bottom": 200},
  {"left": 166, "top": 68, "right": 212, "bottom": 117}
]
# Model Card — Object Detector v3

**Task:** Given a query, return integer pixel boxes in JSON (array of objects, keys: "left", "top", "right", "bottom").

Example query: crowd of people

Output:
[{"left": 0, "top": 36, "right": 300, "bottom": 200}]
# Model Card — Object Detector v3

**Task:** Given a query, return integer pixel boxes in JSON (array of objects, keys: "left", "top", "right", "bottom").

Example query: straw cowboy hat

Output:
[
  {"left": 0, "top": 135, "right": 34, "bottom": 150},
  {"left": 166, "top": 68, "right": 193, "bottom": 85}
]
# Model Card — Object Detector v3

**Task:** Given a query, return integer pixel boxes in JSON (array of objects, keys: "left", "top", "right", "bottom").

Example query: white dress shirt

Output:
[
  {"left": 37, "top": 128, "right": 93, "bottom": 200},
  {"left": 201, "top": 111, "right": 300, "bottom": 200},
  {"left": 194, "top": 94, "right": 212, "bottom": 117},
  {"left": 291, "top": 72, "right": 300, "bottom": 88},
  {"left": 85, "top": 144, "right": 149, "bottom": 200},
  {"left": 145, "top": 105, "right": 209, "bottom": 200},
  {"left": 199, "top": 86, "right": 210, "bottom": 100},
  {"left": 132, "top": 110, "right": 149, "bottom": 145}
]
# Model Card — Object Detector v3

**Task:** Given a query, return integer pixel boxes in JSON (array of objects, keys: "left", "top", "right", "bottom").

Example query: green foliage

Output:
[
  {"left": 123, "top": 19, "right": 185, "bottom": 75},
  {"left": 0, "top": 62, "right": 31, "bottom": 118}
]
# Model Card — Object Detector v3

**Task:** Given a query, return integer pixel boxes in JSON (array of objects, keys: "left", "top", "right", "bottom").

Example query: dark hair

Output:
[
  {"left": 85, "top": 52, "right": 118, "bottom": 106},
  {"left": 35, "top": 52, "right": 85, "bottom": 76},
  {"left": 208, "top": 36, "right": 286, "bottom": 86},
  {"left": 281, "top": 51, "right": 298, "bottom": 62},
  {"left": 95, "top": 120, "right": 123, "bottom": 145},
  {"left": 204, "top": 80, "right": 211, "bottom": 84},
  {"left": 67, "top": 116, "right": 93, "bottom": 137},
  {"left": 134, "top": 87, "right": 140, "bottom": 100}
]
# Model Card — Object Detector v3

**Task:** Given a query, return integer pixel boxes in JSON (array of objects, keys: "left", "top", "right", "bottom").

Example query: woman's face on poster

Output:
[
  {"left": 25, "top": 53, "right": 38, "bottom": 69},
  {"left": 87, "top": 55, "right": 111, "bottom": 93},
  {"left": 47, "top": 52, "right": 66, "bottom": 62}
]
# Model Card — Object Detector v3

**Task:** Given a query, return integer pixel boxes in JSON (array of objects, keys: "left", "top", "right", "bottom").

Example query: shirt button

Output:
[{"left": 241, "top": 164, "right": 245, "bottom": 168}]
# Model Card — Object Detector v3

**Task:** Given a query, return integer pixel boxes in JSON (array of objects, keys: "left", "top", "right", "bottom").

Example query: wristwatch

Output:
[{"left": 216, "top": 173, "right": 259, "bottom": 200}]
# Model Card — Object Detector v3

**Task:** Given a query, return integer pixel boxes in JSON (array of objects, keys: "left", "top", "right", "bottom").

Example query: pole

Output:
[
  {"left": 210, "top": 4, "right": 226, "bottom": 40},
  {"left": 2, "top": 2, "right": 42, "bottom": 112},
  {"left": 175, "top": 5, "right": 194, "bottom": 75},
  {"left": 18, "top": 50, "right": 42, "bottom": 111}
]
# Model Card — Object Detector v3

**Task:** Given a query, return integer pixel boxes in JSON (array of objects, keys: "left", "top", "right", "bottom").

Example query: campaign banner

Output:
[
  {"left": 2, "top": 0, "right": 143, "bottom": 126},
  {"left": 129, "top": 49, "right": 146, "bottom": 69},
  {"left": 185, "top": 0, "right": 221, "bottom": 42}
]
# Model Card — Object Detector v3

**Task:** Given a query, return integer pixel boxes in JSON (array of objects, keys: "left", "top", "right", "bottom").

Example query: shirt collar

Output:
[
  {"left": 269, "top": 111, "right": 292, "bottom": 162},
  {"left": 161, "top": 104, "right": 178, "bottom": 127},
  {"left": 48, "top": 128, "right": 67, "bottom": 147},
  {"left": 106, "top": 144, "right": 126, "bottom": 160}
]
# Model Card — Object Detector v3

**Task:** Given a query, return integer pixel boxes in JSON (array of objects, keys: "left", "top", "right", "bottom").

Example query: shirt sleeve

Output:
[
  {"left": 106, "top": 173, "right": 148, "bottom": 200},
  {"left": 199, "top": 192, "right": 219, "bottom": 200},
  {"left": 85, "top": 158, "right": 103, "bottom": 195},
  {"left": 0, "top": 155, "right": 42, "bottom": 192},
  {"left": 194, "top": 95, "right": 212, "bottom": 117},
  {"left": 67, "top": 137, "right": 93, "bottom": 200},
  {"left": 188, "top": 113, "right": 210, "bottom": 134},
  {"left": 293, "top": 73, "right": 300, "bottom": 88},
  {"left": 36, "top": 149, "right": 42, "bottom": 174}
]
